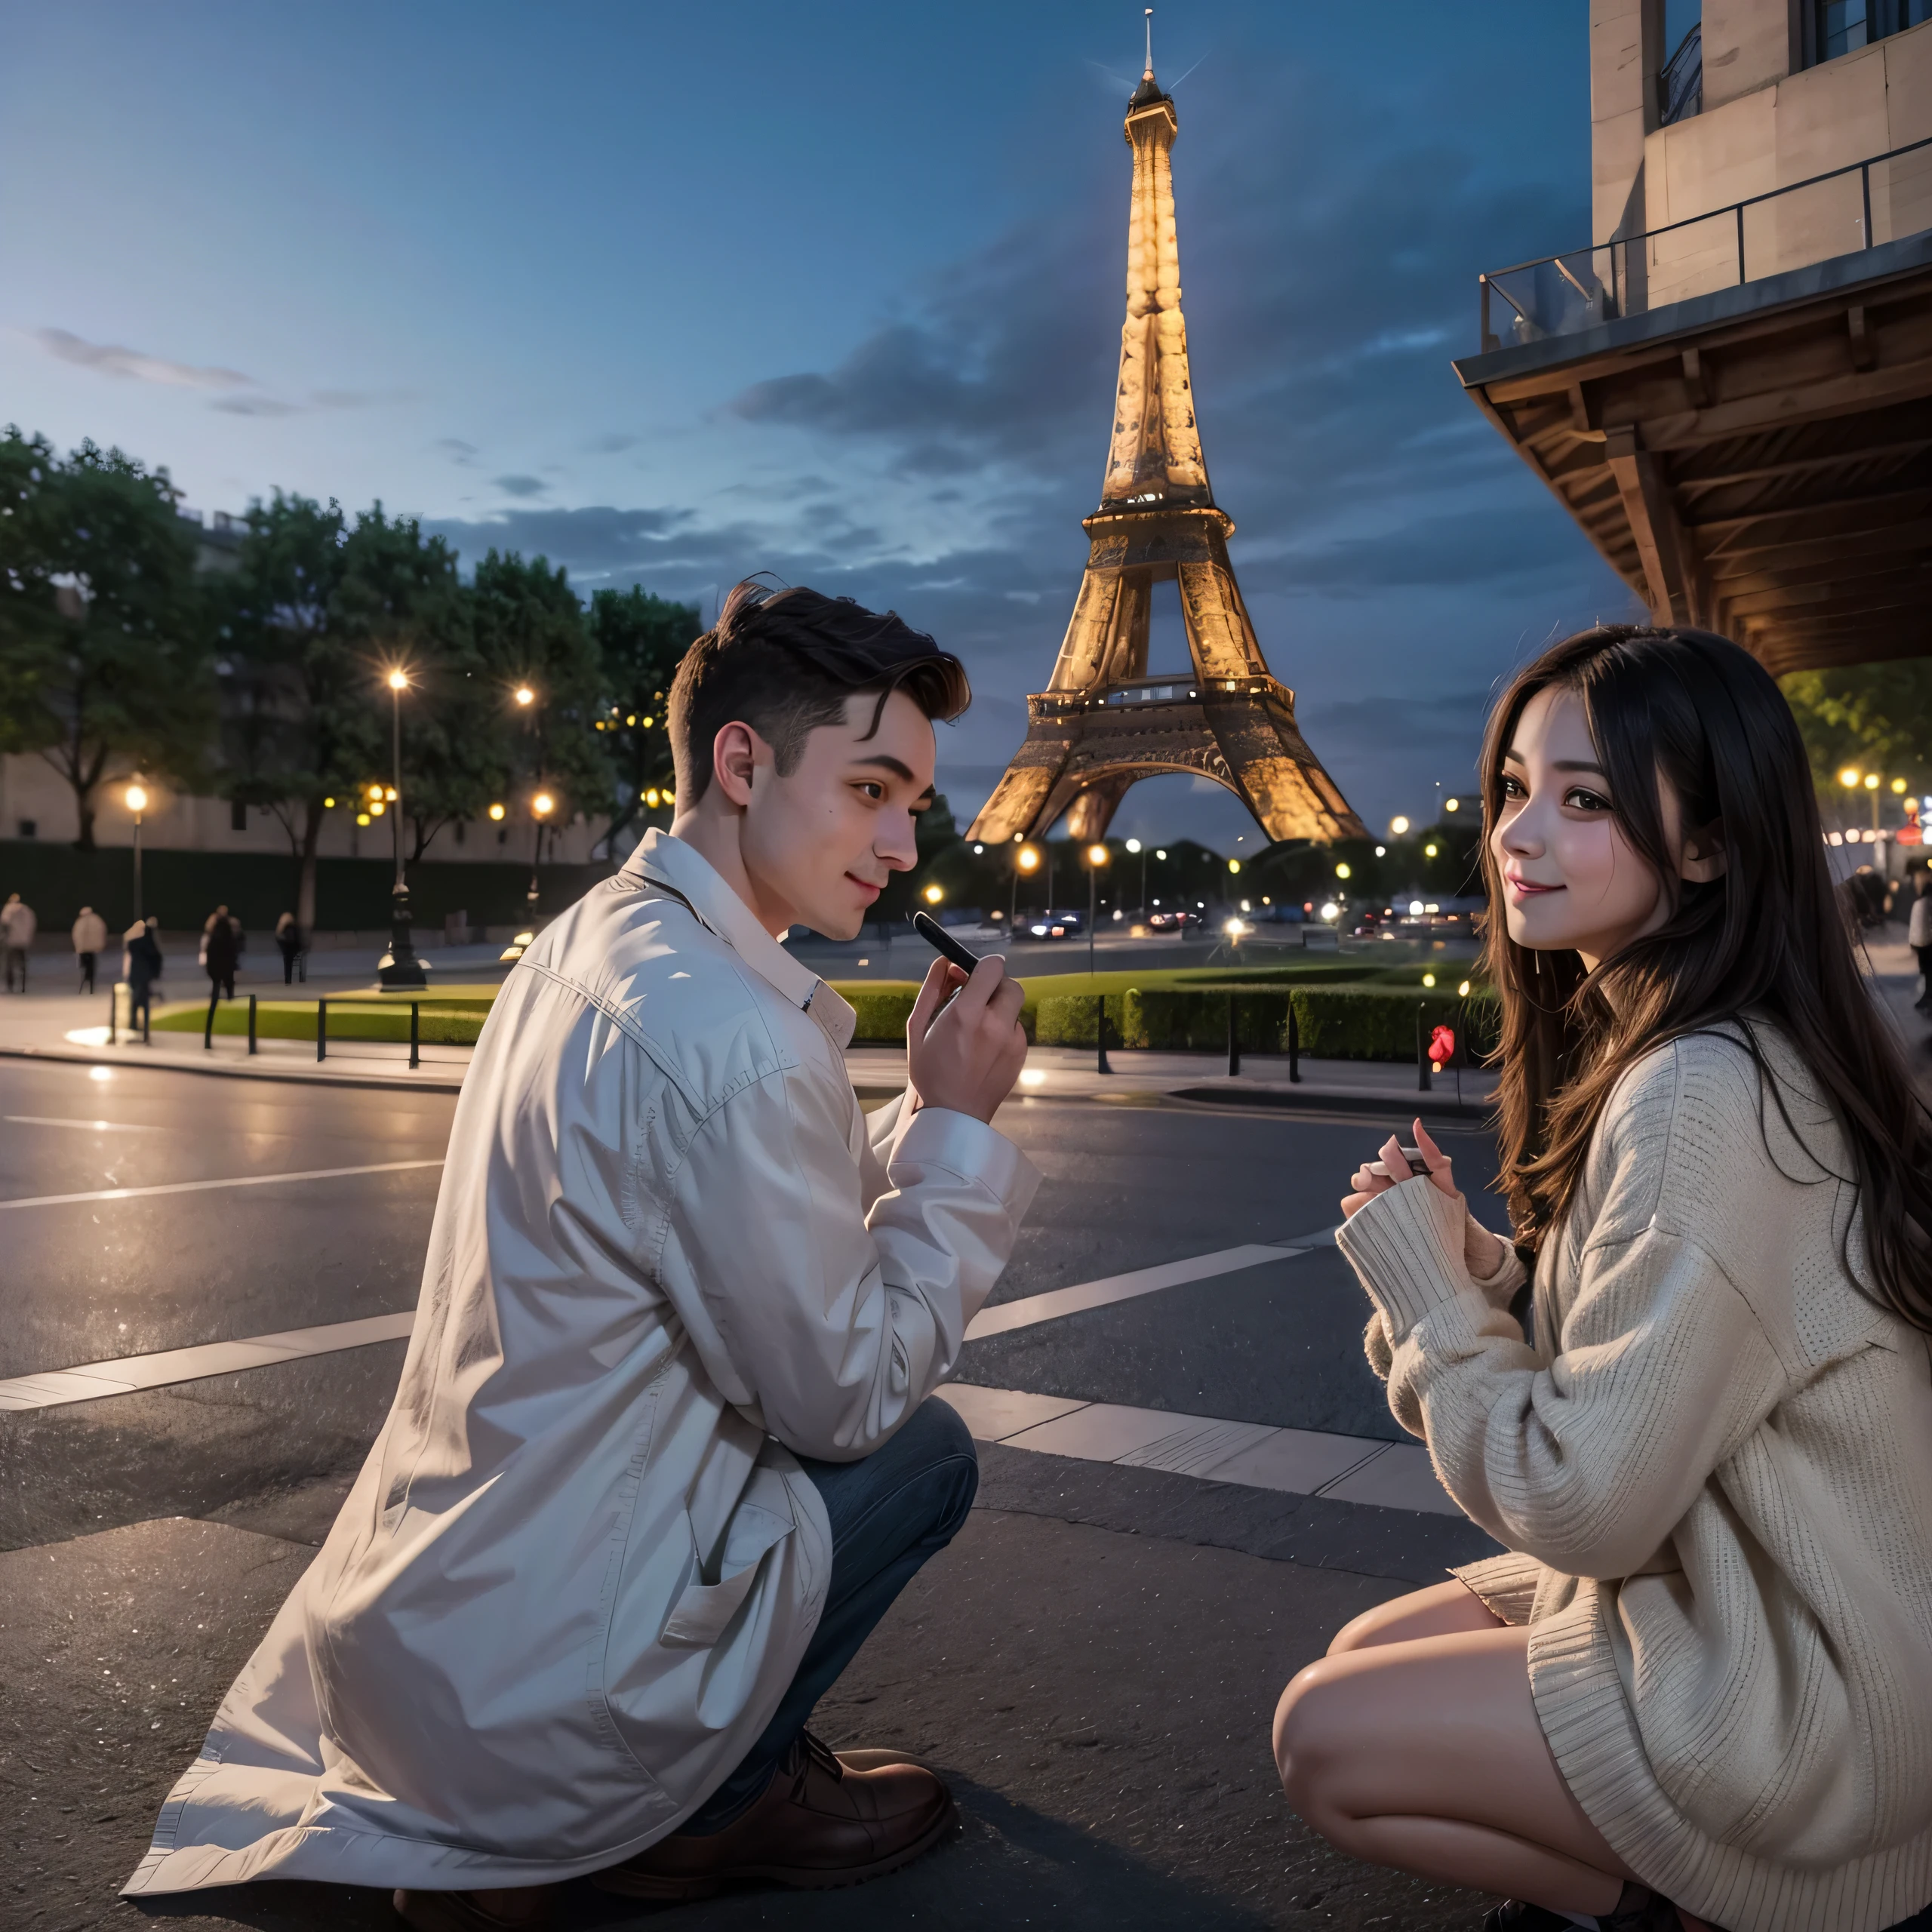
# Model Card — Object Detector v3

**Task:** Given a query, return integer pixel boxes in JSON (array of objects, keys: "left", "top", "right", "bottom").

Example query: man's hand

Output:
[{"left": 905, "top": 955, "right": 1028, "bottom": 1125}]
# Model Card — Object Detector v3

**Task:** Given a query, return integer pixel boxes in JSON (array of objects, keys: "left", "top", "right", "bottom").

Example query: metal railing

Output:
[{"left": 1478, "top": 132, "right": 1932, "bottom": 351}]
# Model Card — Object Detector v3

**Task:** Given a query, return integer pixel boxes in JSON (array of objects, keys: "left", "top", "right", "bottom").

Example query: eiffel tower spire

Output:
[{"left": 968, "top": 54, "right": 1364, "bottom": 851}]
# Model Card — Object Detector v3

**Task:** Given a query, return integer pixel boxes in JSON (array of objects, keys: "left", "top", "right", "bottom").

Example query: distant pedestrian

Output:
[
  {"left": 201, "top": 905, "right": 239, "bottom": 1001},
  {"left": 125, "top": 918, "right": 162, "bottom": 1040},
  {"left": 72, "top": 905, "right": 108, "bottom": 994},
  {"left": 274, "top": 912, "right": 304, "bottom": 985},
  {"left": 1911, "top": 869, "right": 1932, "bottom": 1011},
  {"left": 2, "top": 892, "right": 35, "bottom": 992}
]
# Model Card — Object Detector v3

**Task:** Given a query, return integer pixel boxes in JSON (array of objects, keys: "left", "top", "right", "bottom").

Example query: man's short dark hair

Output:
[{"left": 668, "top": 580, "right": 970, "bottom": 806}]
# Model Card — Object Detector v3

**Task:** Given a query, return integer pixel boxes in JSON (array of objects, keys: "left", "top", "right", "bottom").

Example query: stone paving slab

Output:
[{"left": 3, "top": 1510, "right": 1493, "bottom": 1932}]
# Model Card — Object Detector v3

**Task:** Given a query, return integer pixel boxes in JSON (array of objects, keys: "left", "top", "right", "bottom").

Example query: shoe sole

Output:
[{"left": 591, "top": 1795, "right": 958, "bottom": 1901}]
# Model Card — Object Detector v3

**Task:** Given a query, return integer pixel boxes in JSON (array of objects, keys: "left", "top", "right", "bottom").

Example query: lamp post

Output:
[
  {"left": 1084, "top": 842, "right": 1109, "bottom": 978},
  {"left": 377, "top": 669, "right": 427, "bottom": 988},
  {"left": 1125, "top": 837, "right": 1144, "bottom": 917},
  {"left": 528, "top": 791, "right": 555, "bottom": 920},
  {"left": 1866, "top": 770, "right": 1883, "bottom": 835},
  {"left": 124, "top": 782, "right": 147, "bottom": 926},
  {"left": 1013, "top": 841, "right": 1039, "bottom": 929}
]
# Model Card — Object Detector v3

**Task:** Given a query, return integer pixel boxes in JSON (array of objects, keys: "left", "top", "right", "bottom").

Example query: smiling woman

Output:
[{"left": 1278, "top": 625, "right": 1932, "bottom": 1932}]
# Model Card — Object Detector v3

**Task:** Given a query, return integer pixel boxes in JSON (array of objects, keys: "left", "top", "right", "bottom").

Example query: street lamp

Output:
[
  {"left": 124, "top": 782, "right": 147, "bottom": 925},
  {"left": 923, "top": 883, "right": 943, "bottom": 906},
  {"left": 528, "top": 790, "right": 555, "bottom": 920},
  {"left": 1084, "top": 842, "right": 1109, "bottom": 977},
  {"left": 514, "top": 685, "right": 535, "bottom": 707},
  {"left": 1013, "top": 841, "right": 1040, "bottom": 928},
  {"left": 1124, "top": 836, "right": 1146, "bottom": 915},
  {"left": 377, "top": 667, "right": 427, "bottom": 988},
  {"left": 1390, "top": 815, "right": 1411, "bottom": 835}
]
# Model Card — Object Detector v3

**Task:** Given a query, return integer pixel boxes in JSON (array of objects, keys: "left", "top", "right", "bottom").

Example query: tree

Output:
[
  {"left": 215, "top": 496, "right": 469, "bottom": 931},
  {"left": 1782, "top": 665, "right": 1932, "bottom": 817},
  {"left": 0, "top": 428, "right": 212, "bottom": 848},
  {"left": 327, "top": 509, "right": 489, "bottom": 864},
  {"left": 470, "top": 552, "right": 612, "bottom": 865},
  {"left": 587, "top": 585, "right": 700, "bottom": 857}
]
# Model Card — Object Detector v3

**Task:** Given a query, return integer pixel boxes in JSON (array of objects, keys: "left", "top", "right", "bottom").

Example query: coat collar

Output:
[{"left": 622, "top": 830, "right": 856, "bottom": 1049}]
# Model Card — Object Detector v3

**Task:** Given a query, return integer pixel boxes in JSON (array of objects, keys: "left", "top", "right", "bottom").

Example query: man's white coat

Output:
[{"left": 124, "top": 831, "right": 1038, "bottom": 1895}]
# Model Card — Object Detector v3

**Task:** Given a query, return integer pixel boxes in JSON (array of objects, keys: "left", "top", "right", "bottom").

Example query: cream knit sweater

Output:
[{"left": 1335, "top": 1026, "right": 1932, "bottom": 1932}]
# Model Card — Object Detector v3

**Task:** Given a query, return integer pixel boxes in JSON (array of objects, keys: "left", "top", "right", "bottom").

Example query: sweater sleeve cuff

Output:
[
  {"left": 1334, "top": 1178, "right": 1472, "bottom": 1338},
  {"left": 889, "top": 1106, "right": 1041, "bottom": 1221},
  {"left": 1467, "top": 1216, "right": 1527, "bottom": 1301}
]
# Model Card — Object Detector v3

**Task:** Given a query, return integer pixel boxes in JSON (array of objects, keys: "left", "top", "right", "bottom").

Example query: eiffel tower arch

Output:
[{"left": 969, "top": 56, "right": 1364, "bottom": 850}]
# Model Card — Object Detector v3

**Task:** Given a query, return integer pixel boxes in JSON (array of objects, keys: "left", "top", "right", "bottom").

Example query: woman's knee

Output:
[{"left": 1272, "top": 1657, "right": 1354, "bottom": 1810}]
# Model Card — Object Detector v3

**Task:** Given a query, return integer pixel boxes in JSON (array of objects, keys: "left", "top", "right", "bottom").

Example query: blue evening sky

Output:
[{"left": 0, "top": 2, "right": 1638, "bottom": 845}]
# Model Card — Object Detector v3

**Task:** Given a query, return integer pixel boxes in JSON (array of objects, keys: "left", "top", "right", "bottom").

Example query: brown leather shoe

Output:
[
  {"left": 392, "top": 1883, "right": 554, "bottom": 1931},
  {"left": 593, "top": 1732, "right": 956, "bottom": 1900}
]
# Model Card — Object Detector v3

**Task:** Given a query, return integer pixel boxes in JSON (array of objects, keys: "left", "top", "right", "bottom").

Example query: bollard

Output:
[
  {"left": 1287, "top": 1000, "right": 1300, "bottom": 1084},
  {"left": 317, "top": 998, "right": 328, "bottom": 1063},
  {"left": 1226, "top": 993, "right": 1241, "bottom": 1078},
  {"left": 1417, "top": 1003, "right": 1432, "bottom": 1092},
  {"left": 248, "top": 994, "right": 257, "bottom": 1056},
  {"left": 106, "top": 984, "right": 116, "bottom": 1048},
  {"left": 1095, "top": 995, "right": 1111, "bottom": 1076},
  {"left": 409, "top": 1001, "right": 420, "bottom": 1071}
]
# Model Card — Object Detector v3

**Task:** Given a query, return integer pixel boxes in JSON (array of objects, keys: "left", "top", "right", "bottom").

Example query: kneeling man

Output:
[{"left": 125, "top": 582, "right": 1038, "bottom": 1928}]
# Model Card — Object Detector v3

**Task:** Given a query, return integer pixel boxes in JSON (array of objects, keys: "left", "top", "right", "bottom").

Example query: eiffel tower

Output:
[{"left": 968, "top": 37, "right": 1364, "bottom": 850}]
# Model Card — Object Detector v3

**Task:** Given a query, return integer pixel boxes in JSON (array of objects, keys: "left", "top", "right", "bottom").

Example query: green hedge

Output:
[{"left": 1042, "top": 985, "right": 1500, "bottom": 1062}]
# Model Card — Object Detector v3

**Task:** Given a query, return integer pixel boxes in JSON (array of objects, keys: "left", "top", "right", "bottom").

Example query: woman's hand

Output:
[
  {"left": 1343, "top": 1117, "right": 1460, "bottom": 1220},
  {"left": 1341, "top": 1118, "right": 1512, "bottom": 1282}
]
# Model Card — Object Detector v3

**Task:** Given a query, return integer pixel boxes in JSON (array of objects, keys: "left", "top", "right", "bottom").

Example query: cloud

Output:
[
  {"left": 494, "top": 474, "right": 548, "bottom": 498},
  {"left": 1272, "top": 508, "right": 1589, "bottom": 595},
  {"left": 209, "top": 395, "right": 301, "bottom": 417},
  {"left": 426, "top": 503, "right": 703, "bottom": 580},
  {"left": 584, "top": 432, "right": 640, "bottom": 454},
  {"left": 435, "top": 438, "right": 479, "bottom": 465},
  {"left": 35, "top": 326, "right": 253, "bottom": 390}
]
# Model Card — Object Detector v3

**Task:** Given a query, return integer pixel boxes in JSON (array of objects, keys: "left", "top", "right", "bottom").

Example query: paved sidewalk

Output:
[{"left": 3, "top": 1497, "right": 1492, "bottom": 1931}]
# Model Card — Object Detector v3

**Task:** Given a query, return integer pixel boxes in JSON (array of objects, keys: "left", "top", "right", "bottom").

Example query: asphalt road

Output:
[
  {"left": 0, "top": 1059, "right": 1500, "bottom": 1553},
  {"left": 0, "top": 1052, "right": 1506, "bottom": 1930}
]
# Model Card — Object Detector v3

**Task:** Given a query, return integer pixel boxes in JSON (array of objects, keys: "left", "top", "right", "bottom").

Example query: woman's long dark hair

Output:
[{"left": 1480, "top": 623, "right": 1932, "bottom": 1329}]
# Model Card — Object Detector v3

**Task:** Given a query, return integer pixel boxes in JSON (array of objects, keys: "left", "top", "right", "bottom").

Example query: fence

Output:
[{"left": 1478, "top": 134, "right": 1932, "bottom": 351}]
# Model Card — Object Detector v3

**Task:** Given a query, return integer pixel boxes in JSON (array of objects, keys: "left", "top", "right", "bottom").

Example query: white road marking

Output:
[
  {"left": 0, "top": 1312, "right": 417, "bottom": 1411},
  {"left": 5, "top": 1115, "right": 164, "bottom": 1134},
  {"left": 964, "top": 1241, "right": 1303, "bottom": 1340},
  {"left": 0, "top": 1157, "right": 445, "bottom": 1212}
]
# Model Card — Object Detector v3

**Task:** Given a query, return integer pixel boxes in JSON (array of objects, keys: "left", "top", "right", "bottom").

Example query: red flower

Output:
[{"left": 1428, "top": 1024, "right": 1457, "bottom": 1066}]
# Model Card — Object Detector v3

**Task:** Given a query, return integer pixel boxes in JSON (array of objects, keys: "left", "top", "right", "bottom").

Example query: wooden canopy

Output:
[{"left": 1454, "top": 234, "right": 1932, "bottom": 675}]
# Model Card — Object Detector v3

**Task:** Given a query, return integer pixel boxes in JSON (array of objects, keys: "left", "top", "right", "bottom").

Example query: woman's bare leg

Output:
[
  {"left": 1328, "top": 1579, "right": 1504, "bottom": 1654},
  {"left": 1275, "top": 1624, "right": 1641, "bottom": 1917}
]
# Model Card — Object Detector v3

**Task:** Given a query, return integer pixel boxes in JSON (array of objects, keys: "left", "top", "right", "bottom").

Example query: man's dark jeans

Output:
[{"left": 682, "top": 1395, "right": 978, "bottom": 1833}]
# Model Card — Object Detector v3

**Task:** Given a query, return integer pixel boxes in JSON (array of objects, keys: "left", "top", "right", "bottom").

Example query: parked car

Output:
[
  {"left": 1019, "top": 909, "right": 1084, "bottom": 940},
  {"left": 1146, "top": 908, "right": 1204, "bottom": 934}
]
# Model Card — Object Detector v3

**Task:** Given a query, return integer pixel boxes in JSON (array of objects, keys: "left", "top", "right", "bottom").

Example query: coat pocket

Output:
[{"left": 660, "top": 1500, "right": 794, "bottom": 1650}]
